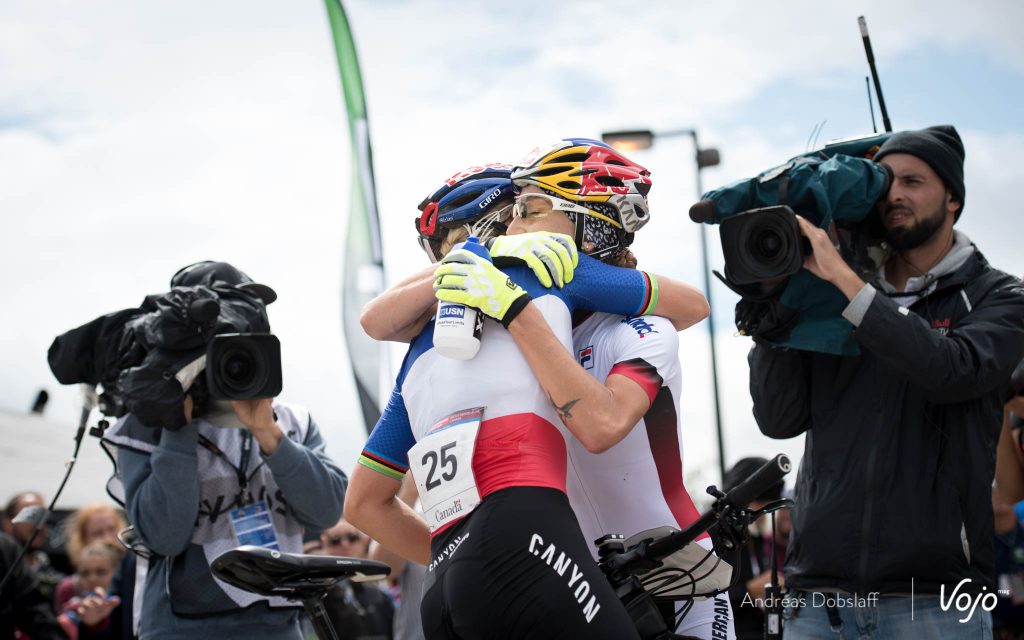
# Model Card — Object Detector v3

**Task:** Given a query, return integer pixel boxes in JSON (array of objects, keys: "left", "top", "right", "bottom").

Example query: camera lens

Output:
[
  {"left": 719, "top": 206, "right": 805, "bottom": 285},
  {"left": 217, "top": 345, "right": 267, "bottom": 395},
  {"left": 752, "top": 230, "right": 784, "bottom": 260}
]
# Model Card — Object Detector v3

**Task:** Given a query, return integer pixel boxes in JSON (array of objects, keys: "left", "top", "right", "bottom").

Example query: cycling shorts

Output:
[{"left": 420, "top": 486, "right": 640, "bottom": 640}]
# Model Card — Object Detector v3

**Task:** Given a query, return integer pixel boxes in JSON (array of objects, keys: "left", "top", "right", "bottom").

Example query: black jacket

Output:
[
  {"left": 0, "top": 532, "right": 68, "bottom": 640},
  {"left": 750, "top": 251, "right": 1024, "bottom": 595}
]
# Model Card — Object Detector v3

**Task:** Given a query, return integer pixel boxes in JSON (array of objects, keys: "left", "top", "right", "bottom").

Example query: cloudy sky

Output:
[{"left": 2, "top": 0, "right": 1022, "bottom": 503}]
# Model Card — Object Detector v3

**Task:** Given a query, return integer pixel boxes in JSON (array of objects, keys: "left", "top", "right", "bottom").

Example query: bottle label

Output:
[{"left": 438, "top": 305, "right": 466, "bottom": 320}]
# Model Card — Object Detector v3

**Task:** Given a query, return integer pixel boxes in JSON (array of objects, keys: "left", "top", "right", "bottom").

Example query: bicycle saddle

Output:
[{"left": 211, "top": 546, "right": 391, "bottom": 599}]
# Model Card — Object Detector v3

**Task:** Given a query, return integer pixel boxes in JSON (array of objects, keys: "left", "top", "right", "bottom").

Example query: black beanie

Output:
[{"left": 875, "top": 125, "right": 966, "bottom": 219}]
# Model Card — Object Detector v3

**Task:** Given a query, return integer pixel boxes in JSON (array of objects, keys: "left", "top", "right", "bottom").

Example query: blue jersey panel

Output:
[{"left": 501, "top": 255, "right": 649, "bottom": 317}]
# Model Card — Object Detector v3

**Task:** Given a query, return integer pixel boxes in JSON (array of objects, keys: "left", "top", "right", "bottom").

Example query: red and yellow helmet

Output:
[{"left": 512, "top": 138, "right": 652, "bottom": 259}]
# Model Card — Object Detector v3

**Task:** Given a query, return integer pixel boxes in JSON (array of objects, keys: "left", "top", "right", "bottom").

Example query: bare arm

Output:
[
  {"left": 360, "top": 265, "right": 438, "bottom": 342},
  {"left": 507, "top": 304, "right": 652, "bottom": 453},
  {"left": 368, "top": 474, "right": 425, "bottom": 572},
  {"left": 648, "top": 273, "right": 710, "bottom": 331},
  {"left": 344, "top": 463, "right": 431, "bottom": 566}
]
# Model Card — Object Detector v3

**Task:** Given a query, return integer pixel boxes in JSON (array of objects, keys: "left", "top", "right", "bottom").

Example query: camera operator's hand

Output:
[
  {"left": 795, "top": 215, "right": 865, "bottom": 301},
  {"left": 231, "top": 398, "right": 282, "bottom": 455}
]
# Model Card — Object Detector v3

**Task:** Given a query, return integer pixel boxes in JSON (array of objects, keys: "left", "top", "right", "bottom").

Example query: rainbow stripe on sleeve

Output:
[
  {"left": 637, "top": 272, "right": 660, "bottom": 316},
  {"left": 358, "top": 449, "right": 407, "bottom": 481}
]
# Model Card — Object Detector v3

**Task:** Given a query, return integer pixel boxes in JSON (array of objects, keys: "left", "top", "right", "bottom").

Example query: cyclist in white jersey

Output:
[{"left": 363, "top": 140, "right": 735, "bottom": 639}]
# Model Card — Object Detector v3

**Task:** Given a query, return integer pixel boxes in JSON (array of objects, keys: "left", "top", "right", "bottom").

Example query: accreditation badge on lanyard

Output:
[{"left": 408, "top": 407, "right": 484, "bottom": 532}]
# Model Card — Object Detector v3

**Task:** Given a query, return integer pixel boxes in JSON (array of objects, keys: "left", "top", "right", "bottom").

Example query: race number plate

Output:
[{"left": 408, "top": 407, "right": 484, "bottom": 532}]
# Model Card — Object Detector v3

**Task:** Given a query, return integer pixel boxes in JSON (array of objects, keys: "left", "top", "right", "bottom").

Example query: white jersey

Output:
[
  {"left": 566, "top": 312, "right": 701, "bottom": 545},
  {"left": 567, "top": 312, "right": 735, "bottom": 640}
]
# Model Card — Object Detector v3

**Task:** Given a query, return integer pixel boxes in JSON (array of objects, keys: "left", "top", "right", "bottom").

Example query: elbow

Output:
[
  {"left": 575, "top": 415, "right": 632, "bottom": 454},
  {"left": 359, "top": 305, "right": 389, "bottom": 341},
  {"left": 669, "top": 297, "right": 710, "bottom": 331},
  {"left": 343, "top": 488, "right": 372, "bottom": 534},
  {"left": 695, "top": 297, "right": 711, "bottom": 323},
  {"left": 312, "top": 482, "right": 346, "bottom": 530},
  {"left": 755, "top": 416, "right": 808, "bottom": 440}
]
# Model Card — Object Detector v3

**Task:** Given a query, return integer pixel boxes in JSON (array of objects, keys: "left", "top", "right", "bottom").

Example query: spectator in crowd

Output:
[
  {"left": 996, "top": 378, "right": 1024, "bottom": 504},
  {"left": 992, "top": 488, "right": 1024, "bottom": 638},
  {"left": 750, "top": 125, "right": 1024, "bottom": 637},
  {"left": 2, "top": 491, "right": 65, "bottom": 603},
  {"left": 722, "top": 458, "right": 789, "bottom": 640},
  {"left": 1, "top": 530, "right": 68, "bottom": 640},
  {"left": 56, "top": 542, "right": 123, "bottom": 640},
  {"left": 102, "top": 261, "right": 347, "bottom": 640},
  {"left": 367, "top": 477, "right": 424, "bottom": 640},
  {"left": 54, "top": 504, "right": 127, "bottom": 613},
  {"left": 319, "top": 518, "right": 395, "bottom": 640}
]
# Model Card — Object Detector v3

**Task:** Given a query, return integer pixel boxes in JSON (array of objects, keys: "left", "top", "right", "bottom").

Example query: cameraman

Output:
[
  {"left": 749, "top": 126, "right": 1024, "bottom": 637},
  {"left": 104, "top": 262, "right": 347, "bottom": 640}
]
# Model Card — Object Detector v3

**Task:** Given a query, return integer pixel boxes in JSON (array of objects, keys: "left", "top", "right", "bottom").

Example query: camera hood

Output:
[{"left": 171, "top": 261, "right": 277, "bottom": 305}]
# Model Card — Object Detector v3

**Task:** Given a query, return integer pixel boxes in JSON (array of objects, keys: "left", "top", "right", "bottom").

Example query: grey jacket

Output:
[{"left": 106, "top": 402, "right": 346, "bottom": 639}]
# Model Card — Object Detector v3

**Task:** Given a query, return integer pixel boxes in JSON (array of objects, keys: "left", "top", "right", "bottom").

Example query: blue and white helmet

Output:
[{"left": 415, "top": 163, "right": 515, "bottom": 261}]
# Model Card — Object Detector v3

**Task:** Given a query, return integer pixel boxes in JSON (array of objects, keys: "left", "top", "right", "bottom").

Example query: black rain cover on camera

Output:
[
  {"left": 48, "top": 308, "right": 146, "bottom": 386},
  {"left": 694, "top": 137, "right": 892, "bottom": 356},
  {"left": 48, "top": 280, "right": 274, "bottom": 430},
  {"left": 116, "top": 284, "right": 271, "bottom": 429}
]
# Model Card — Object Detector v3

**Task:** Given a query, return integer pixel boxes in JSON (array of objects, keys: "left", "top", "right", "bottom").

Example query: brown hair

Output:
[
  {"left": 439, "top": 226, "right": 472, "bottom": 257},
  {"left": 609, "top": 248, "right": 638, "bottom": 269},
  {"left": 65, "top": 503, "right": 127, "bottom": 567}
]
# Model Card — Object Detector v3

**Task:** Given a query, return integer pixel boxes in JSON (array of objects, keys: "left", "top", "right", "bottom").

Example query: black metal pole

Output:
[
  {"left": 858, "top": 16, "right": 892, "bottom": 133},
  {"left": 688, "top": 131, "right": 727, "bottom": 484}
]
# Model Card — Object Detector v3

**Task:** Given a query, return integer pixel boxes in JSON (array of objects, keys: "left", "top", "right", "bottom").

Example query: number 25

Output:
[{"left": 422, "top": 442, "right": 458, "bottom": 491}]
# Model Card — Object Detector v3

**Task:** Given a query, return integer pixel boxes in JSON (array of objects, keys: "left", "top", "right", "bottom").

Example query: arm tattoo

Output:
[{"left": 550, "top": 394, "right": 580, "bottom": 421}]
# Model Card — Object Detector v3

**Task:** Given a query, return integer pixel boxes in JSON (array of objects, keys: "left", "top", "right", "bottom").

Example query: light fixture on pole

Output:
[{"left": 601, "top": 128, "right": 726, "bottom": 483}]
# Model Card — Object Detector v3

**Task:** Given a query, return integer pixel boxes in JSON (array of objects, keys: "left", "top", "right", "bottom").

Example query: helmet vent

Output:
[
  {"left": 558, "top": 180, "right": 582, "bottom": 190},
  {"left": 445, "top": 192, "right": 479, "bottom": 210},
  {"left": 595, "top": 176, "right": 625, "bottom": 188},
  {"left": 553, "top": 152, "right": 591, "bottom": 163},
  {"left": 535, "top": 167, "right": 567, "bottom": 177},
  {"left": 634, "top": 182, "right": 652, "bottom": 197}
]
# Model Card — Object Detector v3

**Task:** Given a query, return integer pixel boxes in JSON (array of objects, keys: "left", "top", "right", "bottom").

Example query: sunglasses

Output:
[
  {"left": 327, "top": 533, "right": 364, "bottom": 545},
  {"left": 513, "top": 192, "right": 621, "bottom": 229}
]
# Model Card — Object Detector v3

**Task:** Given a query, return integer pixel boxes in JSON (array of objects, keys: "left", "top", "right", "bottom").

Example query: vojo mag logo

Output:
[{"left": 439, "top": 305, "right": 465, "bottom": 320}]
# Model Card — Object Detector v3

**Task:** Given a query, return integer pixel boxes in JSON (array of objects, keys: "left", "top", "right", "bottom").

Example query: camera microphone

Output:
[
  {"left": 189, "top": 298, "right": 221, "bottom": 324},
  {"left": 689, "top": 200, "right": 718, "bottom": 224}
]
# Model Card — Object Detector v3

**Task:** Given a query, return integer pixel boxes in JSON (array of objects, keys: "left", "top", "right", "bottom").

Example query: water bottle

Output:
[{"left": 434, "top": 236, "right": 489, "bottom": 360}]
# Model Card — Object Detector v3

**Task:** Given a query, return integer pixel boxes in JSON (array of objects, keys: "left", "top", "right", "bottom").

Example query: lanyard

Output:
[{"left": 198, "top": 432, "right": 254, "bottom": 505}]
